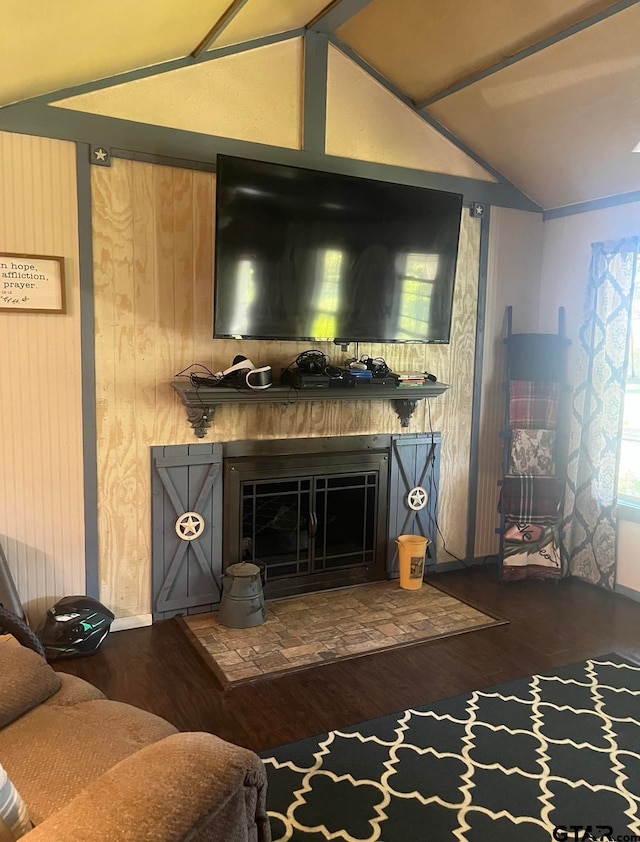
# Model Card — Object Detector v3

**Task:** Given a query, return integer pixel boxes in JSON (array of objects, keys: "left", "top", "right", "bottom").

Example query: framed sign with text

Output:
[{"left": 0, "top": 252, "right": 66, "bottom": 313}]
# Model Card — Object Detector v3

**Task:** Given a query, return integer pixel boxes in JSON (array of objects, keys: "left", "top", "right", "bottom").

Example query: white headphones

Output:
[
  {"left": 215, "top": 356, "right": 272, "bottom": 390},
  {"left": 245, "top": 365, "right": 272, "bottom": 390},
  {"left": 216, "top": 356, "right": 256, "bottom": 378}
]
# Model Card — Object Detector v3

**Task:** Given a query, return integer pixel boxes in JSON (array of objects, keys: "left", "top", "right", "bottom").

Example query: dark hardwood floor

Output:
[{"left": 53, "top": 566, "right": 640, "bottom": 754}]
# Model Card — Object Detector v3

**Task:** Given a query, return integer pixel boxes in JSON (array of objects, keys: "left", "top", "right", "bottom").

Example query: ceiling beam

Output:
[
  {"left": 0, "top": 103, "right": 542, "bottom": 212},
  {"left": 303, "top": 32, "right": 329, "bottom": 153},
  {"left": 543, "top": 189, "right": 640, "bottom": 220},
  {"left": 417, "top": 0, "right": 640, "bottom": 108},
  {"left": 309, "top": 0, "right": 377, "bottom": 34},
  {"left": 191, "top": 0, "right": 250, "bottom": 58}
]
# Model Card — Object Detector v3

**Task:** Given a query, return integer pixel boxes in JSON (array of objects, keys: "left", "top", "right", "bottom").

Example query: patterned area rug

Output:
[
  {"left": 261, "top": 654, "right": 640, "bottom": 841},
  {"left": 182, "top": 580, "right": 504, "bottom": 687}
]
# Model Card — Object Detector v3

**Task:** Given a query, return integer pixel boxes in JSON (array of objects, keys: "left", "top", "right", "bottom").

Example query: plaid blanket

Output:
[
  {"left": 500, "top": 475, "right": 564, "bottom": 525},
  {"left": 509, "top": 380, "right": 559, "bottom": 429}
]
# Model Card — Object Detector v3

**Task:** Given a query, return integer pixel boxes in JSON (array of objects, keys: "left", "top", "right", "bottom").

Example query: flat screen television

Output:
[{"left": 213, "top": 155, "right": 463, "bottom": 344}]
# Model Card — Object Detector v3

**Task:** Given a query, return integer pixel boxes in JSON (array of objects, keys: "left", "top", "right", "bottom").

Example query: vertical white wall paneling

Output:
[
  {"left": 473, "top": 207, "right": 544, "bottom": 557},
  {"left": 0, "top": 131, "right": 85, "bottom": 625}
]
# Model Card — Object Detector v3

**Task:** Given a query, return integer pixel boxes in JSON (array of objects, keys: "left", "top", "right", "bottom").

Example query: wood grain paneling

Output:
[
  {"left": 93, "top": 158, "right": 481, "bottom": 618},
  {"left": 432, "top": 210, "right": 480, "bottom": 562},
  {"left": 55, "top": 39, "right": 304, "bottom": 151},
  {"left": 93, "top": 161, "right": 218, "bottom": 619},
  {"left": 337, "top": 0, "right": 620, "bottom": 102},
  {"left": 326, "top": 46, "right": 495, "bottom": 182},
  {"left": 0, "top": 131, "right": 85, "bottom": 624}
]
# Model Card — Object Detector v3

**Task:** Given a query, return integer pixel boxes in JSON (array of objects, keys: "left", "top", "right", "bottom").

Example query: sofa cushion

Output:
[
  {"left": 0, "top": 698, "right": 178, "bottom": 823},
  {"left": 42, "top": 672, "right": 105, "bottom": 706},
  {"left": 0, "top": 644, "right": 61, "bottom": 729}
]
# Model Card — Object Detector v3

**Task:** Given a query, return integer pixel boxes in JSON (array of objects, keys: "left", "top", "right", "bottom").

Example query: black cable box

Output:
[
  {"left": 366, "top": 375, "right": 400, "bottom": 387},
  {"left": 280, "top": 369, "right": 330, "bottom": 389},
  {"left": 328, "top": 376, "right": 355, "bottom": 388}
]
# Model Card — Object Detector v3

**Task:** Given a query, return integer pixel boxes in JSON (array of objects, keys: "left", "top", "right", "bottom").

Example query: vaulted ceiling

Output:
[{"left": 2, "top": 0, "right": 640, "bottom": 211}]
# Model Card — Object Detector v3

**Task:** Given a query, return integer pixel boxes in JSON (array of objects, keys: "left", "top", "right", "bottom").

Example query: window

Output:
[
  {"left": 228, "top": 259, "right": 256, "bottom": 335},
  {"left": 397, "top": 252, "right": 439, "bottom": 340},
  {"left": 310, "top": 249, "right": 343, "bottom": 339}
]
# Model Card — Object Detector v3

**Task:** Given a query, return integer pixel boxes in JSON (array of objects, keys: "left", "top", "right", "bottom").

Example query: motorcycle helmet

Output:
[{"left": 38, "top": 596, "right": 115, "bottom": 660}]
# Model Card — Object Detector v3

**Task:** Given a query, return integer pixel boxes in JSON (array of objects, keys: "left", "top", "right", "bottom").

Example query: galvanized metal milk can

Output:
[{"left": 218, "top": 562, "right": 267, "bottom": 628}]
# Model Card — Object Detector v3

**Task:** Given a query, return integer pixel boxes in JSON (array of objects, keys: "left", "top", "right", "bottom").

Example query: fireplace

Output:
[
  {"left": 223, "top": 436, "right": 389, "bottom": 598},
  {"left": 151, "top": 433, "right": 441, "bottom": 619}
]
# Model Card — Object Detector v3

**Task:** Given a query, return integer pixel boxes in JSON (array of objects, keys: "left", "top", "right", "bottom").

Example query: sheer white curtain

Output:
[{"left": 561, "top": 238, "right": 639, "bottom": 587}]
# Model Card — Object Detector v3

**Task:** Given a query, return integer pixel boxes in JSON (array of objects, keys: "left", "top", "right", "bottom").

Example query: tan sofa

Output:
[{"left": 0, "top": 641, "right": 271, "bottom": 841}]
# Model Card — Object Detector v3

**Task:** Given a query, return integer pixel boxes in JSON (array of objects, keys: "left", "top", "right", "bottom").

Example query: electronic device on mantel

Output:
[
  {"left": 213, "top": 155, "right": 463, "bottom": 346},
  {"left": 280, "top": 369, "right": 331, "bottom": 389}
]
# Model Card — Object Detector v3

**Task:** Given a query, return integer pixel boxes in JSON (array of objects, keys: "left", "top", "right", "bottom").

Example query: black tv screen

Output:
[{"left": 213, "top": 155, "right": 463, "bottom": 344}]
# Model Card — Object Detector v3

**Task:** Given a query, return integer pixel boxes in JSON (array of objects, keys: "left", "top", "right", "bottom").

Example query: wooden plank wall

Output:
[
  {"left": 92, "top": 158, "right": 481, "bottom": 619},
  {"left": 0, "top": 131, "right": 85, "bottom": 624}
]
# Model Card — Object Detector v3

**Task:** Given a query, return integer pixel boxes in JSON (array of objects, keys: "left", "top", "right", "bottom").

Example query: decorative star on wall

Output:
[
  {"left": 175, "top": 511, "right": 205, "bottom": 541},
  {"left": 407, "top": 486, "right": 428, "bottom": 511},
  {"left": 90, "top": 146, "right": 111, "bottom": 166}
]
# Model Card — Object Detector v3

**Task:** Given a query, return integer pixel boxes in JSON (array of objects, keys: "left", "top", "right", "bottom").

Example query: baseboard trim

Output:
[
  {"left": 614, "top": 582, "right": 640, "bottom": 604},
  {"left": 110, "top": 614, "right": 153, "bottom": 632}
]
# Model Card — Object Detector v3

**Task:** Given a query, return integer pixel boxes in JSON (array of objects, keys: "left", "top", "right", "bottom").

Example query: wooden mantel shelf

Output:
[{"left": 171, "top": 380, "right": 450, "bottom": 438}]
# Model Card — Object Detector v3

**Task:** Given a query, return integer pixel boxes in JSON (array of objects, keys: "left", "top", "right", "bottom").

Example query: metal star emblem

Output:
[
  {"left": 175, "top": 511, "right": 205, "bottom": 541},
  {"left": 407, "top": 486, "right": 428, "bottom": 511},
  {"left": 90, "top": 146, "right": 111, "bottom": 166}
]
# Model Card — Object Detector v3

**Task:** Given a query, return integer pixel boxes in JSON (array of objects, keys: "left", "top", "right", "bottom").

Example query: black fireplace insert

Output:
[{"left": 223, "top": 438, "right": 389, "bottom": 598}]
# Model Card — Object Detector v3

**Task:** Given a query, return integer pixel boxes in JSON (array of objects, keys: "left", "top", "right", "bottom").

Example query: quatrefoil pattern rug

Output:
[{"left": 261, "top": 655, "right": 640, "bottom": 841}]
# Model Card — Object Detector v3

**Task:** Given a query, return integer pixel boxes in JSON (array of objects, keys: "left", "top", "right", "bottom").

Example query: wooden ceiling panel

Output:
[
  {"left": 326, "top": 47, "right": 496, "bottom": 181},
  {"left": 207, "top": 0, "right": 330, "bottom": 49},
  {"left": 337, "top": 0, "right": 624, "bottom": 102},
  {"left": 53, "top": 40, "right": 303, "bottom": 150},
  {"left": 0, "top": 0, "right": 231, "bottom": 107},
  {"left": 426, "top": 4, "right": 640, "bottom": 208}
]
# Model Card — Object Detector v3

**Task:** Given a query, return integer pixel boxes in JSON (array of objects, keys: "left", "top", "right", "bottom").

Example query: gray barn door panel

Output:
[
  {"left": 151, "top": 443, "right": 223, "bottom": 620},
  {"left": 387, "top": 433, "right": 441, "bottom": 576}
]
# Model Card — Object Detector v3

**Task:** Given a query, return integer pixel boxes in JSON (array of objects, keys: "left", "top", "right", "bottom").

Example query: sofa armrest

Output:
[
  {"left": 0, "top": 643, "right": 60, "bottom": 728},
  {"left": 24, "top": 732, "right": 271, "bottom": 842}
]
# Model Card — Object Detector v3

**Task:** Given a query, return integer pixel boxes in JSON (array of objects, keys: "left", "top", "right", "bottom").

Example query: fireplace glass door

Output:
[{"left": 242, "top": 478, "right": 312, "bottom": 579}]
